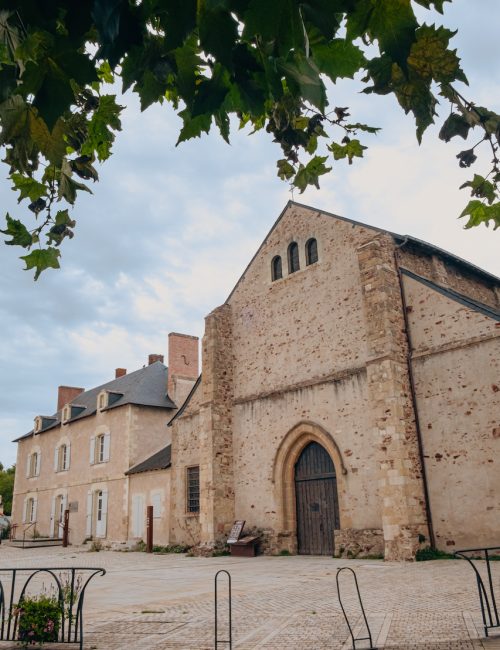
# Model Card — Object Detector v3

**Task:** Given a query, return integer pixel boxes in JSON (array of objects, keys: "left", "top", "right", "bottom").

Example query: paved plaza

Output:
[{"left": 0, "top": 545, "right": 499, "bottom": 649}]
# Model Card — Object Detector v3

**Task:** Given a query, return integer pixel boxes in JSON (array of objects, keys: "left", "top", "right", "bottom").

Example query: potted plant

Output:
[{"left": 14, "top": 594, "right": 61, "bottom": 648}]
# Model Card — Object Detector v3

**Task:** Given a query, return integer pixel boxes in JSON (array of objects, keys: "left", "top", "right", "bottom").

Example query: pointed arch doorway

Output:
[{"left": 295, "top": 442, "right": 339, "bottom": 555}]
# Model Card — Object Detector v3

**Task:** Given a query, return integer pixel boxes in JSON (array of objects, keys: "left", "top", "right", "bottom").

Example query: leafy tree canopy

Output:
[
  {"left": 0, "top": 0, "right": 499, "bottom": 279},
  {"left": 0, "top": 462, "right": 15, "bottom": 515}
]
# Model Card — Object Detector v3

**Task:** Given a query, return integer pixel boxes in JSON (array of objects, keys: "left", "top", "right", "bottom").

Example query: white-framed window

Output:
[
  {"left": 23, "top": 496, "right": 37, "bottom": 523},
  {"left": 54, "top": 442, "right": 71, "bottom": 472},
  {"left": 89, "top": 432, "right": 110, "bottom": 465},
  {"left": 26, "top": 450, "right": 41, "bottom": 478},
  {"left": 33, "top": 416, "right": 42, "bottom": 434}
]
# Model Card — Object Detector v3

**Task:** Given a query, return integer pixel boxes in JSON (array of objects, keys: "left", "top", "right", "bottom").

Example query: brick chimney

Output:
[
  {"left": 148, "top": 353, "right": 164, "bottom": 365},
  {"left": 57, "top": 385, "right": 84, "bottom": 411},
  {"left": 167, "top": 332, "right": 199, "bottom": 405},
  {"left": 115, "top": 368, "right": 127, "bottom": 378}
]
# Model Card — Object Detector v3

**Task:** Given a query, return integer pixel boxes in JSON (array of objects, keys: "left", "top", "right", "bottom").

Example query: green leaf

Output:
[
  {"left": 460, "top": 174, "right": 496, "bottom": 204},
  {"left": 1, "top": 213, "right": 33, "bottom": 248},
  {"left": 328, "top": 138, "right": 367, "bottom": 164},
  {"left": 81, "top": 95, "right": 122, "bottom": 161},
  {"left": 459, "top": 200, "right": 500, "bottom": 230},
  {"left": 438, "top": 112, "right": 470, "bottom": 142},
  {"left": 176, "top": 110, "right": 212, "bottom": 144},
  {"left": 293, "top": 155, "right": 331, "bottom": 192},
  {"left": 408, "top": 24, "right": 467, "bottom": 85},
  {"left": 390, "top": 63, "right": 437, "bottom": 142},
  {"left": 20, "top": 247, "right": 61, "bottom": 280},
  {"left": 97, "top": 60, "right": 114, "bottom": 84},
  {"left": 11, "top": 173, "right": 48, "bottom": 202},
  {"left": 279, "top": 56, "right": 326, "bottom": 112},
  {"left": 277, "top": 158, "right": 295, "bottom": 180},
  {"left": 312, "top": 39, "right": 366, "bottom": 82},
  {"left": 199, "top": 8, "right": 238, "bottom": 68},
  {"left": 58, "top": 159, "right": 92, "bottom": 204},
  {"left": 414, "top": 0, "right": 451, "bottom": 14},
  {"left": 243, "top": 0, "right": 304, "bottom": 55},
  {"left": 367, "top": 0, "right": 418, "bottom": 65}
]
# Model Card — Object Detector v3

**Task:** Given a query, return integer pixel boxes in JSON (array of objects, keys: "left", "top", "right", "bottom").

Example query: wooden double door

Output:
[{"left": 295, "top": 442, "right": 339, "bottom": 555}]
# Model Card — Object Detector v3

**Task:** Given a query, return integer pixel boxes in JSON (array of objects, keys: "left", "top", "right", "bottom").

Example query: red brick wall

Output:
[{"left": 167, "top": 333, "right": 199, "bottom": 396}]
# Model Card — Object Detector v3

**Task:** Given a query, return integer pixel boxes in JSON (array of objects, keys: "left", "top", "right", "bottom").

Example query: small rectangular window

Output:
[{"left": 186, "top": 466, "right": 200, "bottom": 513}]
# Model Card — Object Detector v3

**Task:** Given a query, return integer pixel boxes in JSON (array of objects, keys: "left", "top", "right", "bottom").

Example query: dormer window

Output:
[
  {"left": 33, "top": 416, "right": 42, "bottom": 434},
  {"left": 62, "top": 404, "right": 71, "bottom": 423},
  {"left": 98, "top": 391, "right": 107, "bottom": 411}
]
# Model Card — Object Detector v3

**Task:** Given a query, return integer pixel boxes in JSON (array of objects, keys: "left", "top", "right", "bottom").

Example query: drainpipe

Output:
[{"left": 394, "top": 245, "right": 436, "bottom": 550}]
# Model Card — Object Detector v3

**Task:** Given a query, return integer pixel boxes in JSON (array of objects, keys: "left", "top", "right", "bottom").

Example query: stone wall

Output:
[
  {"left": 357, "top": 235, "right": 429, "bottom": 560},
  {"left": 402, "top": 273, "right": 500, "bottom": 550},
  {"left": 334, "top": 528, "right": 384, "bottom": 558}
]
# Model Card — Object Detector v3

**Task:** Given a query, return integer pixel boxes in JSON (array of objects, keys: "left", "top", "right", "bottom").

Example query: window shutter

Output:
[
  {"left": 100, "top": 489, "right": 108, "bottom": 538},
  {"left": 26, "top": 455, "right": 31, "bottom": 478},
  {"left": 50, "top": 496, "right": 56, "bottom": 537},
  {"left": 32, "top": 498, "right": 38, "bottom": 522},
  {"left": 54, "top": 446, "right": 59, "bottom": 471},
  {"left": 89, "top": 436, "right": 95, "bottom": 465},
  {"left": 103, "top": 433, "right": 110, "bottom": 462},
  {"left": 66, "top": 442, "right": 71, "bottom": 470},
  {"left": 35, "top": 452, "right": 41, "bottom": 476},
  {"left": 86, "top": 491, "right": 92, "bottom": 536},
  {"left": 152, "top": 493, "right": 161, "bottom": 518},
  {"left": 22, "top": 497, "right": 27, "bottom": 523}
]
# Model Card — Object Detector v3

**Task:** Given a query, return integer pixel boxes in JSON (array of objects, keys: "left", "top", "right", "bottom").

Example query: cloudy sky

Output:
[{"left": 1, "top": 0, "right": 499, "bottom": 467}]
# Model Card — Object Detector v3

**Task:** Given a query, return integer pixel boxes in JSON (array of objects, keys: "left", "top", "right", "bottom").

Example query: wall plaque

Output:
[{"left": 69, "top": 501, "right": 78, "bottom": 512}]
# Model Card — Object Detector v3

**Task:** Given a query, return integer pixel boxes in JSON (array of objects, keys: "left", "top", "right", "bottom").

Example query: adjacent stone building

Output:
[
  {"left": 11, "top": 334, "right": 198, "bottom": 547},
  {"left": 11, "top": 202, "right": 500, "bottom": 560}
]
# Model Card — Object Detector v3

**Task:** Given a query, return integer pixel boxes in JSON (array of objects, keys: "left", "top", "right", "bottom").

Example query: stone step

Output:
[{"left": 3, "top": 538, "right": 64, "bottom": 548}]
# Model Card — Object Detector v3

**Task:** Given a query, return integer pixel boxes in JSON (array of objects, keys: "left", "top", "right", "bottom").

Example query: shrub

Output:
[
  {"left": 415, "top": 546, "right": 455, "bottom": 561},
  {"left": 14, "top": 595, "right": 61, "bottom": 647}
]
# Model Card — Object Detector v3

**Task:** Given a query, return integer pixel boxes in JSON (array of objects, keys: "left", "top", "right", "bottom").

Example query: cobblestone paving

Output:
[{"left": 0, "top": 546, "right": 499, "bottom": 649}]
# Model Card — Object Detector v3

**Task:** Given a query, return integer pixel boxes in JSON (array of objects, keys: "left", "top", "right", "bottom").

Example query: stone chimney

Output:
[
  {"left": 115, "top": 368, "right": 127, "bottom": 378},
  {"left": 57, "top": 386, "right": 84, "bottom": 411},
  {"left": 167, "top": 333, "right": 199, "bottom": 405},
  {"left": 148, "top": 353, "right": 164, "bottom": 365}
]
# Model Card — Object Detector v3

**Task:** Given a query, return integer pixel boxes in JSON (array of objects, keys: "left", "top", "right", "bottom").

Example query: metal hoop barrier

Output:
[
  {"left": 0, "top": 566, "right": 105, "bottom": 650},
  {"left": 336, "top": 567, "right": 376, "bottom": 649},
  {"left": 454, "top": 546, "right": 500, "bottom": 637},
  {"left": 214, "top": 569, "right": 232, "bottom": 649}
]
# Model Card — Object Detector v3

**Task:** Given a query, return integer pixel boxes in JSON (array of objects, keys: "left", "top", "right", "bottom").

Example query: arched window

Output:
[
  {"left": 271, "top": 255, "right": 282, "bottom": 281},
  {"left": 288, "top": 242, "right": 300, "bottom": 273},
  {"left": 27, "top": 451, "right": 40, "bottom": 478},
  {"left": 306, "top": 238, "right": 318, "bottom": 265}
]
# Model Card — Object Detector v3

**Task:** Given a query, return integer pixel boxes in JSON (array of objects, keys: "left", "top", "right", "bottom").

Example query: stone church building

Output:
[{"left": 12, "top": 202, "right": 500, "bottom": 560}]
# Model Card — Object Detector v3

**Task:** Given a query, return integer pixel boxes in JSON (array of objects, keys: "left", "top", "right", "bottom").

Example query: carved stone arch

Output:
[{"left": 273, "top": 420, "right": 347, "bottom": 537}]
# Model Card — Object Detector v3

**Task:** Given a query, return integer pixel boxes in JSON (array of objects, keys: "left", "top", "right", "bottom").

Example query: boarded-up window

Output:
[{"left": 186, "top": 466, "right": 200, "bottom": 513}]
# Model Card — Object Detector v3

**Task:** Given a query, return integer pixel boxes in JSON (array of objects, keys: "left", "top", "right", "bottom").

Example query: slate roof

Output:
[
  {"left": 14, "top": 362, "right": 176, "bottom": 442},
  {"left": 125, "top": 444, "right": 172, "bottom": 475}
]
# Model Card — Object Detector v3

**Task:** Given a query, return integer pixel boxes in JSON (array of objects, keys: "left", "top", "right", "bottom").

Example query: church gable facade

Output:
[{"left": 169, "top": 202, "right": 500, "bottom": 561}]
